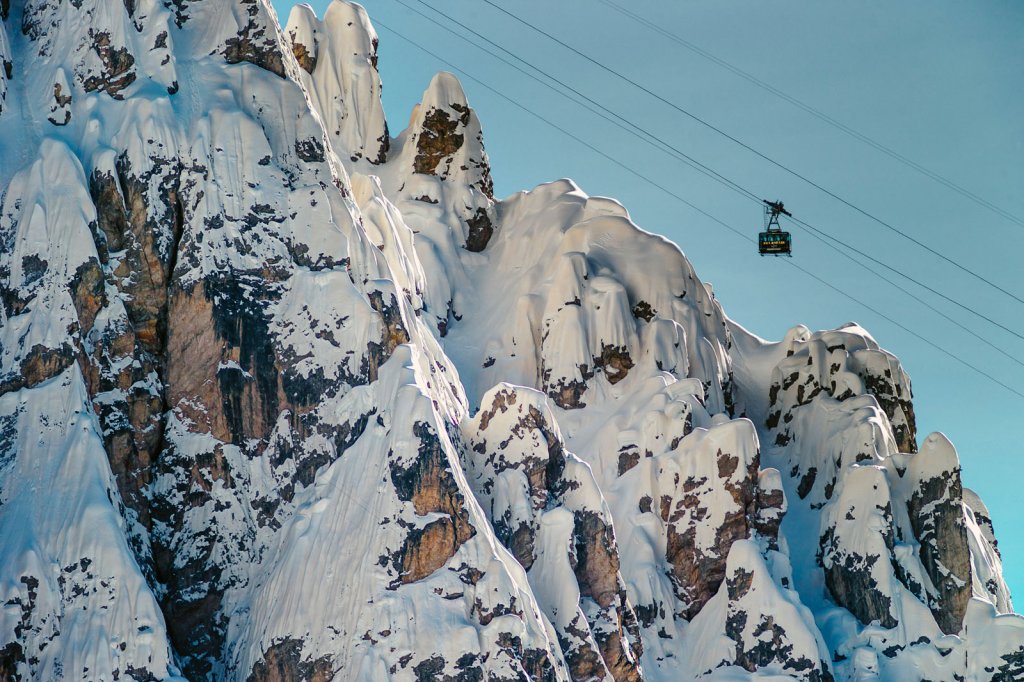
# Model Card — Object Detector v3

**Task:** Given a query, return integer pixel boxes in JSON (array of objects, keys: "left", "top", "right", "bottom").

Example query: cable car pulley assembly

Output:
[{"left": 759, "top": 199, "right": 792, "bottom": 256}]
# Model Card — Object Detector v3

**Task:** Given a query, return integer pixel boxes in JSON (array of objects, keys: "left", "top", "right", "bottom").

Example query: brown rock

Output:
[
  {"left": 365, "top": 291, "right": 409, "bottom": 383},
  {"left": 907, "top": 451, "right": 971, "bottom": 634},
  {"left": 664, "top": 448, "right": 758, "bottom": 620},
  {"left": 413, "top": 106, "right": 467, "bottom": 176},
  {"left": 595, "top": 343, "right": 634, "bottom": 386},
  {"left": 818, "top": 479, "right": 899, "bottom": 630},
  {"left": 165, "top": 284, "right": 236, "bottom": 443},
  {"left": 390, "top": 422, "right": 476, "bottom": 587},
  {"left": 70, "top": 259, "right": 105, "bottom": 336},
  {"left": 223, "top": 0, "right": 286, "bottom": 78},
  {"left": 81, "top": 31, "right": 136, "bottom": 99},
  {"left": 19, "top": 343, "right": 76, "bottom": 389},
  {"left": 859, "top": 367, "right": 917, "bottom": 453},
  {"left": 247, "top": 639, "right": 335, "bottom": 682},
  {"left": 47, "top": 81, "right": 71, "bottom": 125},
  {"left": 464, "top": 206, "right": 493, "bottom": 252},
  {"left": 289, "top": 40, "right": 316, "bottom": 74},
  {"left": 821, "top": 546, "right": 897, "bottom": 630},
  {"left": 573, "top": 511, "right": 643, "bottom": 682},
  {"left": 467, "top": 388, "right": 642, "bottom": 681}
]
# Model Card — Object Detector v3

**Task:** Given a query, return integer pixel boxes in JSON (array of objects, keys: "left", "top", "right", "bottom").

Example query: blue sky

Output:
[{"left": 272, "top": 0, "right": 1024, "bottom": 598}]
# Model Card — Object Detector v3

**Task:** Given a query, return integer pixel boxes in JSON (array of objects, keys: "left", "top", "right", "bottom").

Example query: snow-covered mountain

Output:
[{"left": 0, "top": 0, "right": 1020, "bottom": 679}]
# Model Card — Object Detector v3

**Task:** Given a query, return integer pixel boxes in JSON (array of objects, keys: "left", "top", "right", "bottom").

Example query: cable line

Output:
[
  {"left": 394, "top": 0, "right": 1024, "bottom": 342},
  {"left": 474, "top": 0, "right": 1024, "bottom": 308},
  {"left": 794, "top": 225, "right": 1024, "bottom": 368},
  {"left": 779, "top": 262, "right": 1024, "bottom": 401},
  {"left": 789, "top": 217, "right": 1024, "bottom": 342},
  {"left": 371, "top": 20, "right": 1024, "bottom": 401},
  {"left": 398, "top": 0, "right": 759, "bottom": 203},
  {"left": 597, "top": 0, "right": 1024, "bottom": 230}
]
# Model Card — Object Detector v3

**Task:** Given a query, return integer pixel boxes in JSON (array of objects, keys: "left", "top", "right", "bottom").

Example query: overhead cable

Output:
[
  {"left": 597, "top": 0, "right": 1024, "bottom": 230},
  {"left": 371, "top": 20, "right": 1024, "bottom": 401},
  {"left": 476, "top": 0, "right": 1024, "bottom": 308}
]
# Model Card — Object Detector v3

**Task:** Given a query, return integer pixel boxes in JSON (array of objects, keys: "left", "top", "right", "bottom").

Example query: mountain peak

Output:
[
  {"left": 286, "top": 0, "right": 388, "bottom": 167},
  {"left": 0, "top": 1, "right": 1020, "bottom": 681}
]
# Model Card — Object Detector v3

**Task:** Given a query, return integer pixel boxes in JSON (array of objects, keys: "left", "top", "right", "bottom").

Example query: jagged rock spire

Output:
[
  {"left": 285, "top": 0, "right": 389, "bottom": 167},
  {"left": 389, "top": 71, "right": 496, "bottom": 253}
]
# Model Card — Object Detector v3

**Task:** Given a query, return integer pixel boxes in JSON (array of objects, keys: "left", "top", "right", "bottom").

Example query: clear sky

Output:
[{"left": 272, "top": 0, "right": 1024, "bottom": 599}]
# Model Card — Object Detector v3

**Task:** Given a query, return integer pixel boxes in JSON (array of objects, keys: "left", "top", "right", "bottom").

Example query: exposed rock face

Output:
[
  {"left": 819, "top": 466, "right": 900, "bottom": 629},
  {"left": 247, "top": 639, "right": 334, "bottom": 682},
  {"left": 394, "top": 72, "right": 496, "bottom": 253},
  {"left": 857, "top": 358, "right": 917, "bottom": 454},
  {"left": 389, "top": 421, "right": 476, "bottom": 586},
  {"left": 759, "top": 319, "right": 1013, "bottom": 671},
  {"left": 0, "top": 138, "right": 177, "bottom": 679},
  {"left": 655, "top": 420, "right": 761, "bottom": 620},
  {"left": 415, "top": 105, "right": 468, "bottom": 176},
  {"left": 21, "top": 0, "right": 177, "bottom": 103},
  {"left": 83, "top": 146, "right": 183, "bottom": 534},
  {"left": 906, "top": 433, "right": 972, "bottom": 634},
  {"left": 0, "top": 18, "right": 10, "bottom": 115},
  {"left": 709, "top": 541, "right": 832, "bottom": 681},
  {"left": 463, "top": 385, "right": 642, "bottom": 681},
  {"left": 81, "top": 30, "right": 137, "bottom": 97},
  {"left": 222, "top": 0, "right": 287, "bottom": 77},
  {"left": 2, "top": 2, "right": 572, "bottom": 680},
  {"left": 963, "top": 487, "right": 1014, "bottom": 613},
  {"left": 766, "top": 323, "right": 916, "bottom": 453},
  {"left": 149, "top": 149, "right": 421, "bottom": 674},
  {"left": 47, "top": 73, "right": 72, "bottom": 125},
  {"left": 753, "top": 468, "right": 786, "bottom": 552},
  {"left": 1, "top": 1, "right": 1020, "bottom": 681}
]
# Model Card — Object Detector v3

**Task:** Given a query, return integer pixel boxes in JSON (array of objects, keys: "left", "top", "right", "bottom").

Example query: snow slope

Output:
[{"left": 0, "top": 0, "right": 1020, "bottom": 680}]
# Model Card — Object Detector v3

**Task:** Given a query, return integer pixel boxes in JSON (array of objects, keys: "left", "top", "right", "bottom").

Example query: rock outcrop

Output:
[
  {"left": 0, "top": 18, "right": 10, "bottom": 116},
  {"left": 463, "top": 385, "right": 643, "bottom": 681},
  {"left": 819, "top": 466, "right": 901, "bottom": 629},
  {"left": 766, "top": 323, "right": 915, "bottom": 453},
  {"left": 0, "top": 139, "right": 178, "bottom": 680},
  {"left": 684, "top": 540, "right": 833, "bottom": 681},
  {"left": 905, "top": 433, "right": 972, "bottom": 634},
  {"left": 389, "top": 71, "right": 496, "bottom": 256}
]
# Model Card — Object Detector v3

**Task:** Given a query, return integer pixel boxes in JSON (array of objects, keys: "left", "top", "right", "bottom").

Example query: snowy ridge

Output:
[
  {"left": 0, "top": 0, "right": 1021, "bottom": 680},
  {"left": 2, "top": 0, "right": 568, "bottom": 678},
  {"left": 0, "top": 367, "right": 179, "bottom": 681},
  {"left": 285, "top": 1, "right": 389, "bottom": 166}
]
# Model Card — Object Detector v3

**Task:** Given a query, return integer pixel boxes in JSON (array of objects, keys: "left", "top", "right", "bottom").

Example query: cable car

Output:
[{"left": 759, "top": 199, "right": 792, "bottom": 256}]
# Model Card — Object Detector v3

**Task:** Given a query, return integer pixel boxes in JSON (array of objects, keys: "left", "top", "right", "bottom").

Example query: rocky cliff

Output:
[{"left": 0, "top": 1, "right": 1020, "bottom": 680}]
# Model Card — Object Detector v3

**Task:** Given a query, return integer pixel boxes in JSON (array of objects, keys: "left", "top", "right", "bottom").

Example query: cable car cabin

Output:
[
  {"left": 759, "top": 230, "right": 791, "bottom": 255},
  {"left": 759, "top": 199, "right": 793, "bottom": 256}
]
